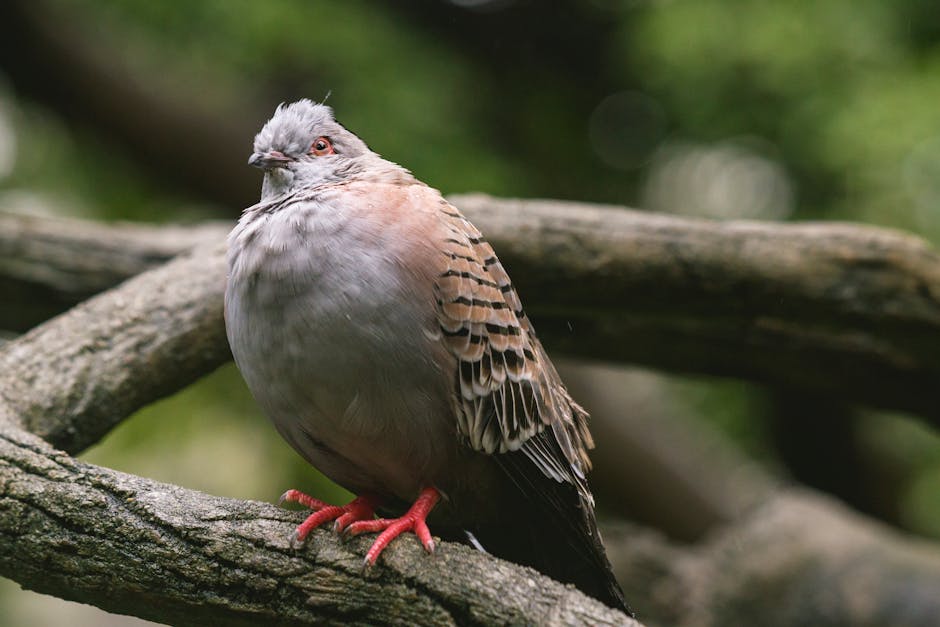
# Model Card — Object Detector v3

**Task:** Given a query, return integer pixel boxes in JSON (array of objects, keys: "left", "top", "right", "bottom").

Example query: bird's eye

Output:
[{"left": 310, "top": 137, "right": 334, "bottom": 156}]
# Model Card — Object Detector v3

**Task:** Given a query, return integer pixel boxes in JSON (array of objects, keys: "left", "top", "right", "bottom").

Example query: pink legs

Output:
[
  {"left": 343, "top": 487, "right": 441, "bottom": 565},
  {"left": 279, "top": 489, "right": 379, "bottom": 546},
  {"left": 278, "top": 486, "right": 442, "bottom": 565}
]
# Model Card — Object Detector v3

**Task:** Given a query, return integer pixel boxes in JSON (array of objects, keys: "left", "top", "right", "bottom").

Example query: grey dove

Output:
[{"left": 224, "top": 99, "right": 628, "bottom": 612}]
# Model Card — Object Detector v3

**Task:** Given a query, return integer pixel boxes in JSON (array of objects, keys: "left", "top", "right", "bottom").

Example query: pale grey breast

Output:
[{"left": 225, "top": 183, "right": 457, "bottom": 500}]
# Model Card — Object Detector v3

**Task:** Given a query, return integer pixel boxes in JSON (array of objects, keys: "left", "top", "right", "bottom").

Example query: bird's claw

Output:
[
  {"left": 278, "top": 488, "right": 331, "bottom": 511},
  {"left": 289, "top": 529, "right": 307, "bottom": 550},
  {"left": 278, "top": 487, "right": 440, "bottom": 565},
  {"left": 350, "top": 487, "right": 441, "bottom": 565},
  {"left": 278, "top": 490, "right": 379, "bottom": 548}
]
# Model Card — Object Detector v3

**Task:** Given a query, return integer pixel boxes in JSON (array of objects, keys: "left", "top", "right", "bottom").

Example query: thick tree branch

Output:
[
  {"left": 0, "top": 244, "right": 231, "bottom": 454},
  {"left": 6, "top": 404, "right": 940, "bottom": 626},
  {"left": 0, "top": 422, "right": 634, "bottom": 626},
  {"left": 3, "top": 194, "right": 940, "bottom": 424},
  {"left": 455, "top": 196, "right": 940, "bottom": 420}
]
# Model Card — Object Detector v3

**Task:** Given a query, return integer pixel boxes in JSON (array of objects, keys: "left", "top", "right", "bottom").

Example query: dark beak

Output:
[{"left": 248, "top": 150, "right": 293, "bottom": 169}]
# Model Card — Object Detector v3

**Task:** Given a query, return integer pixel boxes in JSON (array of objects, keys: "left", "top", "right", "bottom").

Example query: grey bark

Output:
[
  {"left": 0, "top": 423, "right": 634, "bottom": 626},
  {"left": 4, "top": 194, "right": 940, "bottom": 423},
  {"left": 0, "top": 244, "right": 231, "bottom": 454},
  {"left": 0, "top": 207, "right": 224, "bottom": 331}
]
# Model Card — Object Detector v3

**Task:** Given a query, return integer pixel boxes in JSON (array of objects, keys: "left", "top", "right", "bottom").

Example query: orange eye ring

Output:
[{"left": 310, "top": 136, "right": 334, "bottom": 156}]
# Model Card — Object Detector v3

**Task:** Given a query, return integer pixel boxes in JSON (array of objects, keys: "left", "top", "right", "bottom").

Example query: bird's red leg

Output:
[
  {"left": 278, "top": 489, "right": 380, "bottom": 546},
  {"left": 343, "top": 486, "right": 441, "bottom": 565}
]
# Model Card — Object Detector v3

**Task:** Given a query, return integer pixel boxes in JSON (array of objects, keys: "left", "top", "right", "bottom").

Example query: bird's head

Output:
[{"left": 249, "top": 99, "right": 370, "bottom": 199}]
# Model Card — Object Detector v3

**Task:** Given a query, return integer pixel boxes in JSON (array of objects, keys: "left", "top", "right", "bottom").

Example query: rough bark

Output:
[
  {"left": 0, "top": 243, "right": 231, "bottom": 454},
  {"left": 4, "top": 194, "right": 940, "bottom": 424},
  {"left": 0, "top": 422, "right": 634, "bottom": 626}
]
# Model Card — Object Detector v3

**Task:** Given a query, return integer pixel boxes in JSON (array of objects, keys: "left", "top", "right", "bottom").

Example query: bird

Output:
[{"left": 224, "top": 99, "right": 628, "bottom": 612}]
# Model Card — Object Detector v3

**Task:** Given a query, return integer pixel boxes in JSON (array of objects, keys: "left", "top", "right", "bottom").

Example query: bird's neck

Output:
[{"left": 261, "top": 169, "right": 296, "bottom": 202}]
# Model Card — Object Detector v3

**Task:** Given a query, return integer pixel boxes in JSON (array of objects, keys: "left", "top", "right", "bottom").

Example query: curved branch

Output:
[
  {"left": 0, "top": 423, "right": 634, "bottom": 626},
  {"left": 0, "top": 243, "right": 231, "bottom": 454},
  {"left": 4, "top": 193, "right": 940, "bottom": 424}
]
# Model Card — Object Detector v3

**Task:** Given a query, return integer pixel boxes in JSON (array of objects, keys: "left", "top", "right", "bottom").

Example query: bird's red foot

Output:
[
  {"left": 343, "top": 487, "right": 441, "bottom": 565},
  {"left": 278, "top": 489, "right": 379, "bottom": 547}
]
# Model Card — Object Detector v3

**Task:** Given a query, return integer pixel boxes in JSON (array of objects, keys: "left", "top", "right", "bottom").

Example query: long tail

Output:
[{"left": 470, "top": 447, "right": 630, "bottom": 613}]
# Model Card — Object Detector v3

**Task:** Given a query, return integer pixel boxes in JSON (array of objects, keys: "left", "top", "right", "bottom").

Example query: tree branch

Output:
[
  {"left": 0, "top": 243, "right": 231, "bottom": 454},
  {"left": 4, "top": 194, "right": 940, "bottom": 424},
  {"left": 0, "top": 422, "right": 634, "bottom": 626}
]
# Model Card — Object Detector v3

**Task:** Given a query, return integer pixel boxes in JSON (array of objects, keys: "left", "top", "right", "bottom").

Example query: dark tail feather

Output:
[
  {"left": 469, "top": 506, "right": 629, "bottom": 613},
  {"left": 469, "top": 450, "right": 630, "bottom": 614}
]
